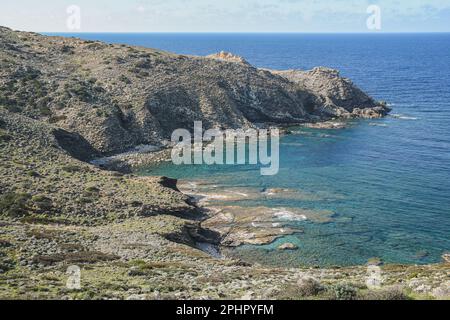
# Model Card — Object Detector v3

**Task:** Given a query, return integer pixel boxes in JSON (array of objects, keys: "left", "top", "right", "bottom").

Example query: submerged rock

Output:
[
  {"left": 303, "top": 121, "right": 348, "bottom": 130},
  {"left": 199, "top": 205, "right": 334, "bottom": 247},
  {"left": 278, "top": 243, "right": 299, "bottom": 251}
]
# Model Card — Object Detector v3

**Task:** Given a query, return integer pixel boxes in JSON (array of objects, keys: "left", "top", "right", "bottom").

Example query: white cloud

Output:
[{"left": 0, "top": 0, "right": 449, "bottom": 32}]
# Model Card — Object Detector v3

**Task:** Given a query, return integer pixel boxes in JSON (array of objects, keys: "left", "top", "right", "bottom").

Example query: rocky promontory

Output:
[{"left": 1, "top": 27, "right": 389, "bottom": 158}]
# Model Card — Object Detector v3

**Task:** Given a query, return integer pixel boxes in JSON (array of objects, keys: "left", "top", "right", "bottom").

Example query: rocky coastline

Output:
[{"left": 1, "top": 27, "right": 448, "bottom": 300}]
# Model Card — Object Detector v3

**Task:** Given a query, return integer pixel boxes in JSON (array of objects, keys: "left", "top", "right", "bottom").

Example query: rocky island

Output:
[{"left": 1, "top": 27, "right": 448, "bottom": 300}]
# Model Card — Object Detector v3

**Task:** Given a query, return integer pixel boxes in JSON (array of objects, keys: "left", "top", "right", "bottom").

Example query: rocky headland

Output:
[
  {"left": 1, "top": 27, "right": 448, "bottom": 300},
  {"left": 0, "top": 26, "right": 390, "bottom": 157}
]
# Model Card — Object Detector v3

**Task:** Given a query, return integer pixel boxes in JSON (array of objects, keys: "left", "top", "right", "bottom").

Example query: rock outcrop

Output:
[
  {"left": 206, "top": 51, "right": 250, "bottom": 65},
  {"left": 0, "top": 27, "right": 389, "bottom": 156},
  {"left": 271, "top": 67, "right": 391, "bottom": 119},
  {"left": 278, "top": 243, "right": 299, "bottom": 250}
]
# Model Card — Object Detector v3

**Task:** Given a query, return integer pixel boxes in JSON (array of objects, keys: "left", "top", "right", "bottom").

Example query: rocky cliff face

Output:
[
  {"left": 0, "top": 27, "right": 389, "bottom": 156},
  {"left": 272, "top": 67, "right": 390, "bottom": 119}
]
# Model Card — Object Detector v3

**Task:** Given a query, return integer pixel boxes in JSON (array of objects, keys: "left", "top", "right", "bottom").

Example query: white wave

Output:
[
  {"left": 230, "top": 191, "right": 249, "bottom": 197},
  {"left": 390, "top": 114, "right": 418, "bottom": 120},
  {"left": 369, "top": 123, "right": 388, "bottom": 127},
  {"left": 272, "top": 223, "right": 282, "bottom": 227},
  {"left": 273, "top": 210, "right": 307, "bottom": 222}
]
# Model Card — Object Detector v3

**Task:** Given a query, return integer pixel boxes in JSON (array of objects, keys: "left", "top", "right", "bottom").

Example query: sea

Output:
[{"left": 49, "top": 33, "right": 450, "bottom": 267}]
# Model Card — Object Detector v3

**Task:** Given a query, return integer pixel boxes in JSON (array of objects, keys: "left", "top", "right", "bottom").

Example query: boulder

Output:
[{"left": 278, "top": 243, "right": 299, "bottom": 251}]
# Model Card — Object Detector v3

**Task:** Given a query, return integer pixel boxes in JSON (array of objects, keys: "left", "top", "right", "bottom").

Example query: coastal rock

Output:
[
  {"left": 271, "top": 67, "right": 391, "bottom": 119},
  {"left": 200, "top": 206, "right": 301, "bottom": 246},
  {"left": 302, "top": 121, "right": 347, "bottom": 130},
  {"left": 200, "top": 205, "right": 334, "bottom": 247},
  {"left": 179, "top": 182, "right": 329, "bottom": 205},
  {"left": 278, "top": 243, "right": 298, "bottom": 251},
  {"left": 432, "top": 281, "right": 450, "bottom": 299},
  {"left": 367, "top": 257, "right": 384, "bottom": 266},
  {"left": 206, "top": 51, "right": 250, "bottom": 65},
  {"left": 174, "top": 180, "right": 335, "bottom": 247}
]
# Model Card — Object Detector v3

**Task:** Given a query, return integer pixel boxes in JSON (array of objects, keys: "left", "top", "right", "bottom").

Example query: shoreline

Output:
[
  {"left": 86, "top": 121, "right": 449, "bottom": 270},
  {"left": 177, "top": 179, "right": 450, "bottom": 269},
  {"left": 89, "top": 119, "right": 363, "bottom": 173}
]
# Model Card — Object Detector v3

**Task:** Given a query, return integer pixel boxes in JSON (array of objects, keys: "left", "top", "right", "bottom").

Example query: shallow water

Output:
[{"left": 57, "top": 33, "right": 450, "bottom": 267}]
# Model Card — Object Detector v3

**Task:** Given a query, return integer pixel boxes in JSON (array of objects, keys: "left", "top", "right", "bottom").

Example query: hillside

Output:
[{"left": 1, "top": 26, "right": 389, "bottom": 157}]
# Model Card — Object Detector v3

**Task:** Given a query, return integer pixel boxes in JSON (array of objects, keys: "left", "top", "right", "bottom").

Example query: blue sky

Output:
[{"left": 1, "top": 0, "right": 449, "bottom": 32}]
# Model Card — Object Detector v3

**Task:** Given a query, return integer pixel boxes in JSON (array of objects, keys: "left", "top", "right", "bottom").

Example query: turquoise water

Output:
[{"left": 56, "top": 33, "right": 450, "bottom": 267}]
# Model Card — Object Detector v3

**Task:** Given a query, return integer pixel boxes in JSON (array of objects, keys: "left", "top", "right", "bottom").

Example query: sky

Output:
[{"left": 1, "top": 0, "right": 450, "bottom": 33}]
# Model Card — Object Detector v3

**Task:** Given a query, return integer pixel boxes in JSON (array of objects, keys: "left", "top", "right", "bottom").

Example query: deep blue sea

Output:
[{"left": 52, "top": 33, "right": 450, "bottom": 267}]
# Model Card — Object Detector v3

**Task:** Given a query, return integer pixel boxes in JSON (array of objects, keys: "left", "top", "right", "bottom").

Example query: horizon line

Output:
[{"left": 41, "top": 31, "right": 450, "bottom": 35}]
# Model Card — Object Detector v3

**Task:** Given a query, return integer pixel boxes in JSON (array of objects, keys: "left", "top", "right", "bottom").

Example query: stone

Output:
[
  {"left": 206, "top": 51, "right": 250, "bottom": 65},
  {"left": 278, "top": 243, "right": 299, "bottom": 251},
  {"left": 432, "top": 281, "right": 450, "bottom": 299}
]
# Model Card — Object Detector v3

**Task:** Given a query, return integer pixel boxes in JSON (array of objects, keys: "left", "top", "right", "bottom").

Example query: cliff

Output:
[{"left": 0, "top": 27, "right": 389, "bottom": 157}]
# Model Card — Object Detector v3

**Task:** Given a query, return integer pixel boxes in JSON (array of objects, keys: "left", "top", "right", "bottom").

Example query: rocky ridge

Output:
[{"left": 1, "top": 26, "right": 389, "bottom": 158}]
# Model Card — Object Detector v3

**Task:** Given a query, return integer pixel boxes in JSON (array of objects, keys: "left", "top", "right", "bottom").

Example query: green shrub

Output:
[
  {"left": 38, "top": 106, "right": 52, "bottom": 116},
  {"left": 26, "top": 228, "right": 60, "bottom": 240},
  {"left": 61, "top": 45, "right": 74, "bottom": 54},
  {"left": 0, "top": 192, "right": 31, "bottom": 217},
  {"left": 333, "top": 284, "right": 358, "bottom": 300},
  {"left": 79, "top": 189, "right": 100, "bottom": 204},
  {"left": 85, "top": 186, "right": 100, "bottom": 193},
  {"left": 27, "top": 170, "right": 41, "bottom": 177},
  {"left": 95, "top": 110, "right": 108, "bottom": 118},
  {"left": 29, "top": 195, "right": 53, "bottom": 213},
  {"left": 33, "top": 251, "right": 119, "bottom": 266},
  {"left": 79, "top": 197, "right": 93, "bottom": 204},
  {"left": 62, "top": 165, "right": 82, "bottom": 173},
  {"left": 0, "top": 257, "right": 15, "bottom": 274},
  {"left": 0, "top": 239, "right": 12, "bottom": 248},
  {"left": 64, "top": 81, "right": 94, "bottom": 102},
  {"left": 4, "top": 105, "right": 21, "bottom": 113},
  {"left": 0, "top": 129, "right": 12, "bottom": 142},
  {"left": 274, "top": 278, "right": 323, "bottom": 300},
  {"left": 130, "top": 201, "right": 143, "bottom": 208},
  {"left": 296, "top": 278, "right": 323, "bottom": 297},
  {"left": 93, "top": 86, "right": 105, "bottom": 93},
  {"left": 20, "top": 215, "right": 70, "bottom": 225},
  {"left": 48, "top": 115, "right": 67, "bottom": 124},
  {"left": 361, "top": 287, "right": 410, "bottom": 300},
  {"left": 119, "top": 75, "right": 131, "bottom": 84},
  {"left": 134, "top": 59, "right": 151, "bottom": 69}
]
